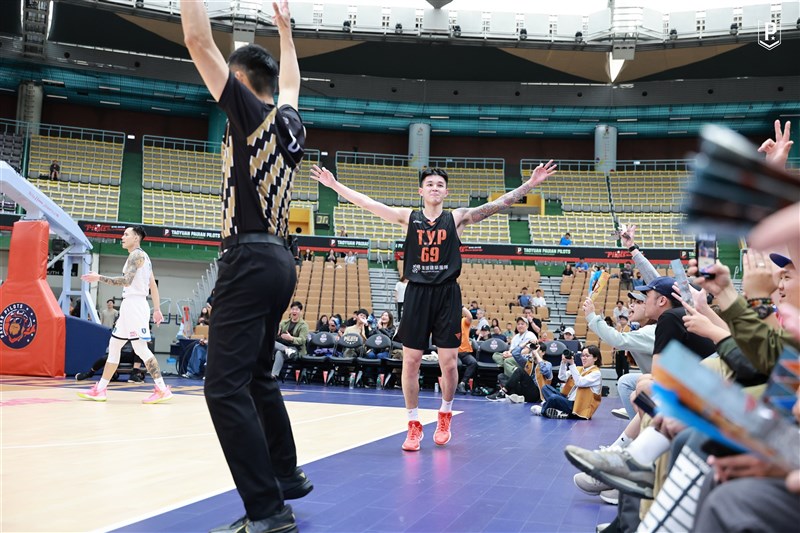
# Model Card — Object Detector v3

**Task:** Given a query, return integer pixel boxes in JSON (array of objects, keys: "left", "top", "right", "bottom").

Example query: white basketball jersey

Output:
[{"left": 122, "top": 248, "right": 152, "bottom": 298}]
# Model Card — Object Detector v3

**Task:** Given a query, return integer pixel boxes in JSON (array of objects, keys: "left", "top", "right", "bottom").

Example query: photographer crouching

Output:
[{"left": 533, "top": 345, "right": 603, "bottom": 419}]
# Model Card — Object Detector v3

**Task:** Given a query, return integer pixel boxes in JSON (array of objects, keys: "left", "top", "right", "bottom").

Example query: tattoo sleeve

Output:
[
  {"left": 98, "top": 251, "right": 144, "bottom": 286},
  {"left": 145, "top": 358, "right": 162, "bottom": 380},
  {"left": 467, "top": 181, "right": 536, "bottom": 224}
]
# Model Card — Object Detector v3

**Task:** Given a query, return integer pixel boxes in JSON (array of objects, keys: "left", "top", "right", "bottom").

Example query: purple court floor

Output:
[{"left": 115, "top": 380, "right": 625, "bottom": 533}]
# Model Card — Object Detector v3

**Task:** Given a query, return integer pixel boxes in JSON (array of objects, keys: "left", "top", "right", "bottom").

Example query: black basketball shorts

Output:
[{"left": 395, "top": 280, "right": 462, "bottom": 350}]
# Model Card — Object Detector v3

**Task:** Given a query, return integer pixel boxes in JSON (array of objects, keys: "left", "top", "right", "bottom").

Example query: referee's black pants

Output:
[{"left": 205, "top": 242, "right": 298, "bottom": 520}]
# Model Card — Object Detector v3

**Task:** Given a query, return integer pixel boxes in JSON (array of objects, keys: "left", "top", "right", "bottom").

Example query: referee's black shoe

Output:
[
  {"left": 279, "top": 467, "right": 314, "bottom": 500},
  {"left": 209, "top": 505, "right": 297, "bottom": 533}
]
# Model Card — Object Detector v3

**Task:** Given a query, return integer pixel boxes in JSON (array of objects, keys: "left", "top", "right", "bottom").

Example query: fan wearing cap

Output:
[
  {"left": 582, "top": 291, "right": 656, "bottom": 421},
  {"left": 691, "top": 250, "right": 800, "bottom": 375},
  {"left": 640, "top": 276, "right": 717, "bottom": 365}
]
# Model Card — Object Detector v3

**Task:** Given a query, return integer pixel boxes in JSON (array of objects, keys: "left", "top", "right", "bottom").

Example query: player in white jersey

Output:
[{"left": 77, "top": 226, "right": 172, "bottom": 403}]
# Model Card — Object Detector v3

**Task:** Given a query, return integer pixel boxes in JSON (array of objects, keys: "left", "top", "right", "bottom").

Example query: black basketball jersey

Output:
[{"left": 402, "top": 210, "right": 461, "bottom": 285}]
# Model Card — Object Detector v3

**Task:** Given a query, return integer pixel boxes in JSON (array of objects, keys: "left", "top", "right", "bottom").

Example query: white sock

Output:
[
  {"left": 626, "top": 426, "right": 670, "bottom": 464},
  {"left": 154, "top": 377, "right": 167, "bottom": 390},
  {"left": 407, "top": 407, "right": 419, "bottom": 421},
  {"left": 610, "top": 431, "right": 633, "bottom": 449},
  {"left": 97, "top": 378, "right": 110, "bottom": 391},
  {"left": 440, "top": 400, "right": 453, "bottom": 413}
]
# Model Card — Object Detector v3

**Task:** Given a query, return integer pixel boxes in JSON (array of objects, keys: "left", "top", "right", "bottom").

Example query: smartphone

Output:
[
  {"left": 670, "top": 259, "right": 694, "bottom": 307},
  {"left": 633, "top": 391, "right": 657, "bottom": 417},
  {"left": 696, "top": 234, "right": 717, "bottom": 279},
  {"left": 700, "top": 439, "right": 742, "bottom": 458}
]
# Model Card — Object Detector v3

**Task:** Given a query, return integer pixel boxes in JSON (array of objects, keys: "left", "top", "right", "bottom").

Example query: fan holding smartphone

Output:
[{"left": 696, "top": 234, "right": 717, "bottom": 279}]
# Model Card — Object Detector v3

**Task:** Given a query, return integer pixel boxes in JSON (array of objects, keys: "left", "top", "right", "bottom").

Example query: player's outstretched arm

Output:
[
  {"left": 273, "top": 1, "right": 300, "bottom": 111},
  {"left": 454, "top": 160, "right": 556, "bottom": 229},
  {"left": 180, "top": 0, "right": 229, "bottom": 101},
  {"left": 310, "top": 165, "right": 411, "bottom": 227}
]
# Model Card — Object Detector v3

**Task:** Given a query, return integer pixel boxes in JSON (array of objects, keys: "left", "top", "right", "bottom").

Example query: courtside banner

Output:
[
  {"left": 394, "top": 241, "right": 691, "bottom": 264},
  {"left": 77, "top": 220, "right": 370, "bottom": 252},
  {"left": 79, "top": 221, "right": 221, "bottom": 246}
]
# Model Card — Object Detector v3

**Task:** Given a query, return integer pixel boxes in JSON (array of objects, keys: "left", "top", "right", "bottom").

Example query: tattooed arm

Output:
[
  {"left": 453, "top": 160, "right": 556, "bottom": 232},
  {"left": 81, "top": 250, "right": 144, "bottom": 286}
]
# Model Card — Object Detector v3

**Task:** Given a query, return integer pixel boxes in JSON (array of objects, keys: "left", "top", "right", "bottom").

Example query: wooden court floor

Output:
[{"left": 0, "top": 376, "right": 441, "bottom": 533}]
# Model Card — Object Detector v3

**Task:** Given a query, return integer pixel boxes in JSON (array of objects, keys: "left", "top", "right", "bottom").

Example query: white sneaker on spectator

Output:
[
  {"left": 530, "top": 404, "right": 542, "bottom": 416},
  {"left": 611, "top": 408, "right": 630, "bottom": 420},
  {"left": 600, "top": 489, "right": 619, "bottom": 505},
  {"left": 573, "top": 472, "right": 613, "bottom": 495},
  {"left": 508, "top": 394, "right": 524, "bottom": 403}
]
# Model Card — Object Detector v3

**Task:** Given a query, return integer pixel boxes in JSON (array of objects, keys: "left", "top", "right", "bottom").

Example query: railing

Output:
[
  {"left": 142, "top": 135, "right": 217, "bottom": 153},
  {"left": 336, "top": 151, "right": 410, "bottom": 167},
  {"left": 428, "top": 156, "right": 505, "bottom": 173},
  {"left": 613, "top": 160, "right": 693, "bottom": 172},
  {"left": 37, "top": 123, "right": 126, "bottom": 146}
]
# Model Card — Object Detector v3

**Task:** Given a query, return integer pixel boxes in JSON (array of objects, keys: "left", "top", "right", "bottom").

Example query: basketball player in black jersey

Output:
[{"left": 311, "top": 161, "right": 556, "bottom": 450}]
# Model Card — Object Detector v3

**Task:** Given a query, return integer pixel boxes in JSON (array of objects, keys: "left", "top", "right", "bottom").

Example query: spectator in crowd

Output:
[
  {"left": 303, "top": 249, "right": 313, "bottom": 261},
  {"left": 315, "top": 314, "right": 329, "bottom": 333},
  {"left": 532, "top": 289, "right": 547, "bottom": 309},
  {"left": 183, "top": 336, "right": 209, "bottom": 379},
  {"left": 100, "top": 299, "right": 118, "bottom": 329},
  {"left": 576, "top": 258, "right": 590, "bottom": 272},
  {"left": 533, "top": 345, "right": 602, "bottom": 419},
  {"left": 375, "top": 310, "right": 396, "bottom": 339},
  {"left": 326, "top": 248, "right": 337, "bottom": 264},
  {"left": 326, "top": 316, "right": 340, "bottom": 334},
  {"left": 394, "top": 275, "right": 407, "bottom": 320},
  {"left": 633, "top": 271, "right": 644, "bottom": 287},
  {"left": 493, "top": 317, "right": 537, "bottom": 382},
  {"left": 49, "top": 160, "right": 60, "bottom": 181},
  {"left": 510, "top": 286, "right": 532, "bottom": 311},
  {"left": 475, "top": 308, "right": 489, "bottom": 331},
  {"left": 614, "top": 315, "right": 631, "bottom": 377},
  {"left": 491, "top": 318, "right": 500, "bottom": 330},
  {"left": 344, "top": 251, "right": 357, "bottom": 265},
  {"left": 272, "top": 301, "right": 310, "bottom": 378},
  {"left": 620, "top": 263, "right": 633, "bottom": 290},
  {"left": 456, "top": 306, "right": 478, "bottom": 395},
  {"left": 562, "top": 326, "right": 576, "bottom": 342},
  {"left": 488, "top": 340, "right": 553, "bottom": 403},
  {"left": 337, "top": 227, "right": 348, "bottom": 237},
  {"left": 468, "top": 300, "right": 479, "bottom": 319},
  {"left": 522, "top": 305, "right": 542, "bottom": 336},
  {"left": 612, "top": 300, "right": 629, "bottom": 325},
  {"left": 503, "top": 322, "right": 514, "bottom": 340},
  {"left": 562, "top": 263, "right": 575, "bottom": 277},
  {"left": 490, "top": 325, "right": 507, "bottom": 341},
  {"left": 559, "top": 232, "right": 573, "bottom": 246},
  {"left": 344, "top": 308, "right": 373, "bottom": 342},
  {"left": 70, "top": 299, "right": 82, "bottom": 318},
  {"left": 76, "top": 349, "right": 146, "bottom": 383},
  {"left": 198, "top": 304, "right": 212, "bottom": 325}
]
